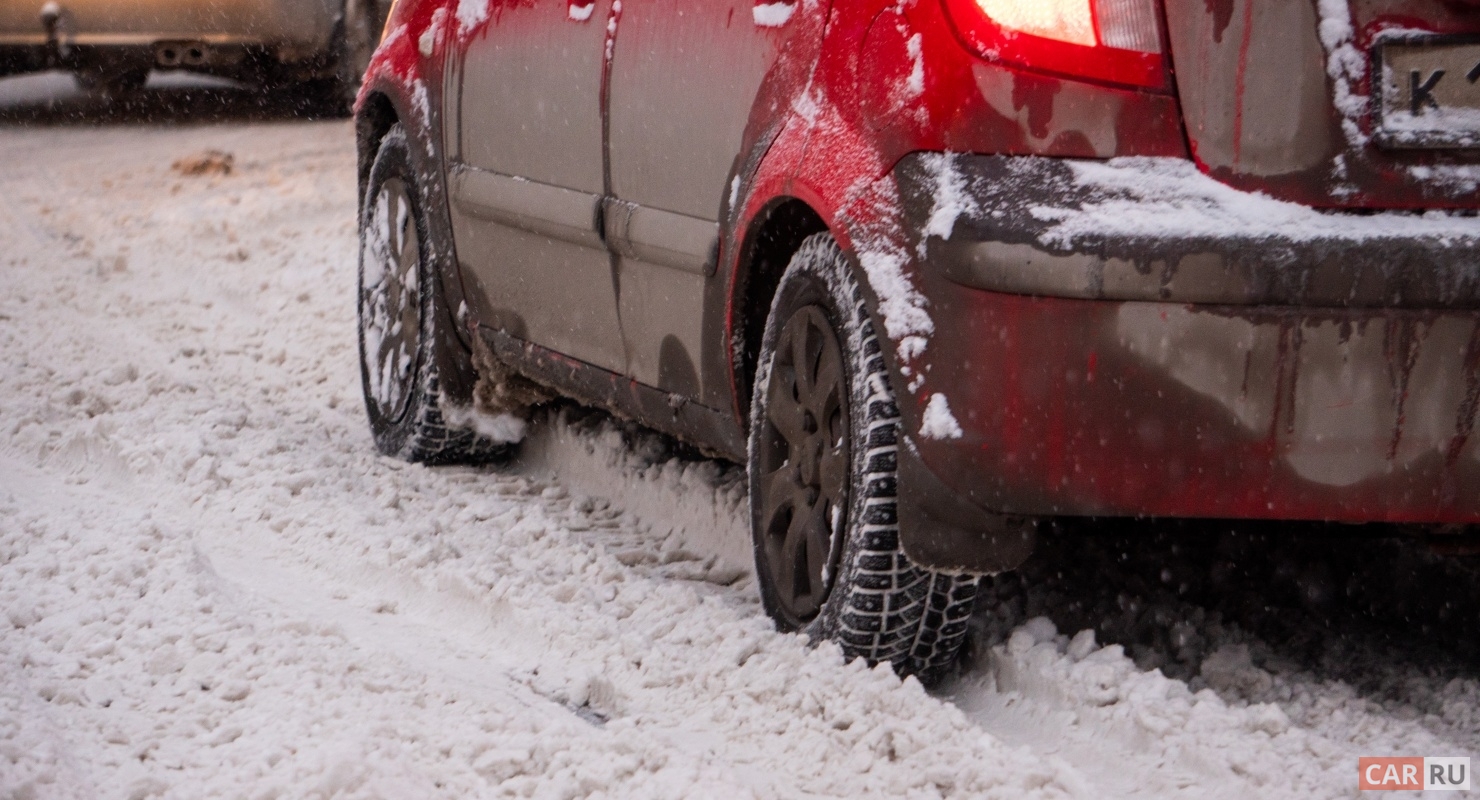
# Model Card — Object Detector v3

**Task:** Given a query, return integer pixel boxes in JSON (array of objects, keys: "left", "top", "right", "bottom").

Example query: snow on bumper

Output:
[
  {"left": 906, "top": 154, "right": 1480, "bottom": 309},
  {"left": 891, "top": 153, "right": 1480, "bottom": 528}
]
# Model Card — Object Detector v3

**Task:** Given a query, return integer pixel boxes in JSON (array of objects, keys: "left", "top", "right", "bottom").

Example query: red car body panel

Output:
[{"left": 359, "top": 0, "right": 1480, "bottom": 571}]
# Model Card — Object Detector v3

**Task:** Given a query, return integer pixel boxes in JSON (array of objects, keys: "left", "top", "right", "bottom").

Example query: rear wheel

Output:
[
  {"left": 748, "top": 233, "right": 980, "bottom": 684},
  {"left": 358, "top": 124, "right": 515, "bottom": 464}
]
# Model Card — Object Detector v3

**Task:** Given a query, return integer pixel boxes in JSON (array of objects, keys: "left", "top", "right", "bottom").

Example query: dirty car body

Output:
[
  {"left": 0, "top": 0, "right": 383, "bottom": 93},
  {"left": 354, "top": 0, "right": 1480, "bottom": 578}
]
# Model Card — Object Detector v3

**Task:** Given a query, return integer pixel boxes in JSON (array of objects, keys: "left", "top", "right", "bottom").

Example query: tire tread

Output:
[{"left": 751, "top": 234, "right": 978, "bottom": 683}]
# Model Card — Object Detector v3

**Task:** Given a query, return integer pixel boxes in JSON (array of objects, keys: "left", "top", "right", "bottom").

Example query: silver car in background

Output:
[{"left": 0, "top": 0, "right": 386, "bottom": 106}]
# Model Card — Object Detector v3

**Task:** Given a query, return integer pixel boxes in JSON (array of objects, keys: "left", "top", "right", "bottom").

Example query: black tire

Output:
[
  {"left": 748, "top": 233, "right": 980, "bottom": 683},
  {"left": 358, "top": 124, "right": 512, "bottom": 464},
  {"left": 321, "top": 0, "right": 379, "bottom": 115}
]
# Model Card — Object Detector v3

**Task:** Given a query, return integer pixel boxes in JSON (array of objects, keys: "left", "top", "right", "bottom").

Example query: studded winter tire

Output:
[
  {"left": 357, "top": 124, "right": 512, "bottom": 464},
  {"left": 748, "top": 233, "right": 980, "bottom": 683}
]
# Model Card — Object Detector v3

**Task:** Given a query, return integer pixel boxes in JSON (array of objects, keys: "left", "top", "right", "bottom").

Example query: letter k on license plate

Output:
[{"left": 1376, "top": 38, "right": 1480, "bottom": 149}]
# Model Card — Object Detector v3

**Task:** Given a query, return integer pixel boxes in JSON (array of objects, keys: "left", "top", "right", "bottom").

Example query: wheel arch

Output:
[
  {"left": 728, "top": 196, "right": 829, "bottom": 425},
  {"left": 355, "top": 89, "right": 399, "bottom": 201}
]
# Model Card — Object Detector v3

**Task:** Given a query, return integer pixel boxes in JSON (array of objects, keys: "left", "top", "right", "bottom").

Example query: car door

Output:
[
  {"left": 605, "top": 0, "right": 799, "bottom": 399},
  {"left": 447, "top": 0, "right": 625, "bottom": 374}
]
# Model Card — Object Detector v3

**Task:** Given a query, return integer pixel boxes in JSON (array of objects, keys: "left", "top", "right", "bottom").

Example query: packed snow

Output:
[
  {"left": 1033, "top": 156, "right": 1480, "bottom": 248},
  {"left": 918, "top": 394, "right": 963, "bottom": 441},
  {"left": 1, "top": 75, "right": 1478, "bottom": 799},
  {"left": 419, "top": 9, "right": 448, "bottom": 57},
  {"left": 920, "top": 153, "right": 975, "bottom": 245},
  {"left": 0, "top": 109, "right": 1074, "bottom": 800},
  {"left": 751, "top": 3, "right": 795, "bottom": 28},
  {"left": 456, "top": 0, "right": 491, "bottom": 34},
  {"left": 1378, "top": 102, "right": 1480, "bottom": 150},
  {"left": 1316, "top": 0, "right": 1368, "bottom": 149}
]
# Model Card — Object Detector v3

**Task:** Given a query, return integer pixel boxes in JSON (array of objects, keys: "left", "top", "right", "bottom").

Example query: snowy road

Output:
[{"left": 1, "top": 76, "right": 1477, "bottom": 799}]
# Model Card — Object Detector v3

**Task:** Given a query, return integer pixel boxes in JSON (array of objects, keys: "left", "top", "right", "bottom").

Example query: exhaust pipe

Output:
[
  {"left": 155, "top": 42, "right": 208, "bottom": 68},
  {"left": 155, "top": 44, "right": 181, "bottom": 67}
]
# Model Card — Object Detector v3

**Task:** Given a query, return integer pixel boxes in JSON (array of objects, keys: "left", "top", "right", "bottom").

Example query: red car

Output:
[{"left": 353, "top": 0, "right": 1480, "bottom": 679}]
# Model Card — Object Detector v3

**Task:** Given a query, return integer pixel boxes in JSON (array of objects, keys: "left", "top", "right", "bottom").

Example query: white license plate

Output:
[{"left": 1376, "top": 39, "right": 1480, "bottom": 149}]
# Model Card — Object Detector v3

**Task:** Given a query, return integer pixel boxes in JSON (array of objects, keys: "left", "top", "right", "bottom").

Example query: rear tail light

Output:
[
  {"left": 973, "top": 0, "right": 1097, "bottom": 46},
  {"left": 1093, "top": 0, "right": 1161, "bottom": 53},
  {"left": 943, "top": 0, "right": 1167, "bottom": 89}
]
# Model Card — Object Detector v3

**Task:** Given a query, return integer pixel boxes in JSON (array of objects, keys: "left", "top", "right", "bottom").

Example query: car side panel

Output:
[
  {"left": 456, "top": 1, "right": 606, "bottom": 194},
  {"left": 448, "top": 0, "right": 628, "bottom": 374},
  {"left": 606, "top": 0, "right": 806, "bottom": 399},
  {"left": 608, "top": 0, "right": 786, "bottom": 218}
]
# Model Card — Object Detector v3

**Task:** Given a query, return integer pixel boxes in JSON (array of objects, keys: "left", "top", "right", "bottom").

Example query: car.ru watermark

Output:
[{"left": 1360, "top": 757, "right": 1470, "bottom": 791}]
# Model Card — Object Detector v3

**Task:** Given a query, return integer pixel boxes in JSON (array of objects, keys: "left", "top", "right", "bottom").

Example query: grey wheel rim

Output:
[
  {"left": 757, "top": 305, "right": 851, "bottom": 623},
  {"left": 361, "top": 177, "right": 421, "bottom": 424}
]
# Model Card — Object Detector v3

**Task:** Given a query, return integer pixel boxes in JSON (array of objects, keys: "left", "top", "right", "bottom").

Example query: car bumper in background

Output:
[{"left": 0, "top": 0, "right": 336, "bottom": 53}]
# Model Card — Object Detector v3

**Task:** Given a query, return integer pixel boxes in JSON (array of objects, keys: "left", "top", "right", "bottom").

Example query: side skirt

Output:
[{"left": 479, "top": 326, "right": 747, "bottom": 462}]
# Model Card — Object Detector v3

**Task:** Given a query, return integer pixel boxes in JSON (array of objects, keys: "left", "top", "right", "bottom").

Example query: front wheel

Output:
[
  {"left": 748, "top": 233, "right": 980, "bottom": 683},
  {"left": 358, "top": 124, "right": 519, "bottom": 464}
]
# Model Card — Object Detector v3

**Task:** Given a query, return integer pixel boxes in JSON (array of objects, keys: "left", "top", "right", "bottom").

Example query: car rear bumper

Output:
[
  {"left": 889, "top": 153, "right": 1480, "bottom": 563},
  {"left": 0, "top": 0, "right": 335, "bottom": 52}
]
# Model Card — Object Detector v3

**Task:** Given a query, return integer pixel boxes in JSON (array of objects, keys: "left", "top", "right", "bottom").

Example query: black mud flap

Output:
[{"left": 896, "top": 436, "right": 1036, "bottom": 575}]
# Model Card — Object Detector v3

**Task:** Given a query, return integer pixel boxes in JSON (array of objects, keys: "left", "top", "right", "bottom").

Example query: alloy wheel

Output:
[
  {"left": 756, "top": 305, "right": 852, "bottom": 624},
  {"left": 360, "top": 176, "right": 421, "bottom": 425}
]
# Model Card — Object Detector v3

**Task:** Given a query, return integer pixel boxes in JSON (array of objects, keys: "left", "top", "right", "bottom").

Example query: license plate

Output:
[{"left": 1375, "top": 38, "right": 1480, "bottom": 149}]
